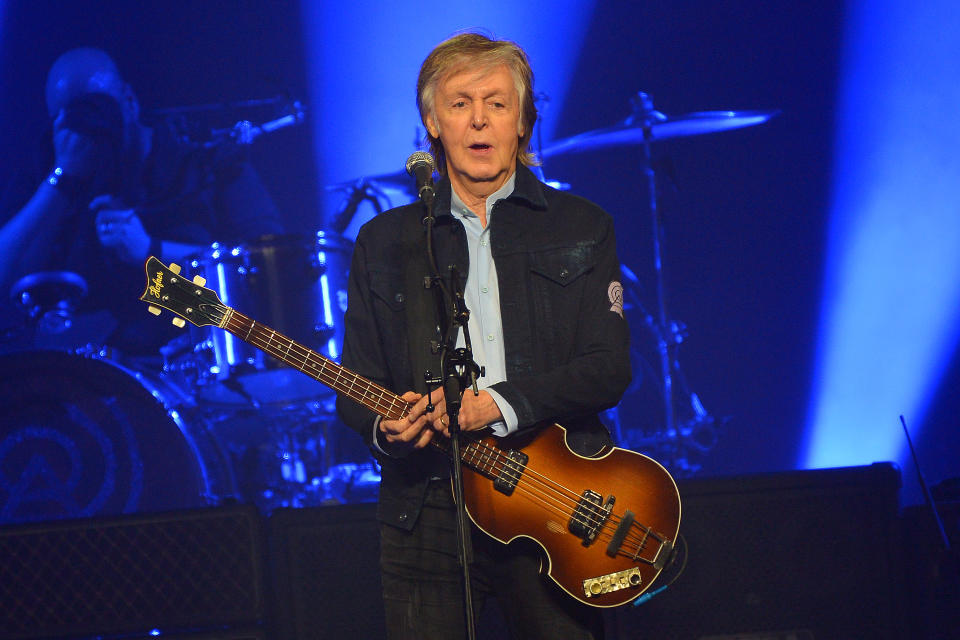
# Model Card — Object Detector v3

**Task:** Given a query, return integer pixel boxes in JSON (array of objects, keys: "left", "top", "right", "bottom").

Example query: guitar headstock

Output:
[{"left": 140, "top": 255, "right": 227, "bottom": 329}]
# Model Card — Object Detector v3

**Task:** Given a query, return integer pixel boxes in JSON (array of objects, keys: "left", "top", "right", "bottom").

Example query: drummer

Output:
[{"left": 0, "top": 47, "right": 284, "bottom": 356}]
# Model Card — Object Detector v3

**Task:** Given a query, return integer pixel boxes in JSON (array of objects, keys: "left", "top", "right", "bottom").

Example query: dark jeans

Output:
[{"left": 380, "top": 480, "right": 605, "bottom": 640}]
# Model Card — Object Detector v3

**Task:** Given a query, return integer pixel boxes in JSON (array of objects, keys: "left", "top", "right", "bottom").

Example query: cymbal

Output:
[
  {"left": 325, "top": 170, "right": 414, "bottom": 193},
  {"left": 541, "top": 109, "right": 779, "bottom": 158}
]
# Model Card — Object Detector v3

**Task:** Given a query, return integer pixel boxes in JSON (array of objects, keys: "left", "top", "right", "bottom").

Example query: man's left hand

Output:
[
  {"left": 416, "top": 388, "right": 504, "bottom": 437},
  {"left": 91, "top": 195, "right": 151, "bottom": 264}
]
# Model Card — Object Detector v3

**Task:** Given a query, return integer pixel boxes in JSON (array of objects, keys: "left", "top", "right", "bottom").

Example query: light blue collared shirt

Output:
[
  {"left": 372, "top": 173, "right": 521, "bottom": 454},
  {"left": 449, "top": 173, "right": 519, "bottom": 436}
]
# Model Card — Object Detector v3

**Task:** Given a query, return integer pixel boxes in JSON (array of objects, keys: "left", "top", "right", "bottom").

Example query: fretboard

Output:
[
  {"left": 219, "top": 305, "right": 508, "bottom": 479},
  {"left": 221, "top": 307, "right": 408, "bottom": 420}
]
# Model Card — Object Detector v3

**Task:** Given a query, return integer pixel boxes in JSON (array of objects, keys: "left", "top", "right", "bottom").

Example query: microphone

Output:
[{"left": 405, "top": 151, "right": 436, "bottom": 210}]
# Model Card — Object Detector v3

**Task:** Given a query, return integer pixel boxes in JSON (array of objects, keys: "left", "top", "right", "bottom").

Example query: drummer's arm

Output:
[{"left": 0, "top": 178, "right": 75, "bottom": 294}]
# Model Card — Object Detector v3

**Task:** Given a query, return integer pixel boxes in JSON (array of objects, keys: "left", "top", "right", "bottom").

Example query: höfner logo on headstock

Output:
[{"left": 149, "top": 270, "right": 164, "bottom": 299}]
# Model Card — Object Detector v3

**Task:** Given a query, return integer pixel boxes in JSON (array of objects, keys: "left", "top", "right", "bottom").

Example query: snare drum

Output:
[
  {"left": 172, "top": 231, "right": 352, "bottom": 406},
  {"left": 0, "top": 350, "right": 235, "bottom": 524}
]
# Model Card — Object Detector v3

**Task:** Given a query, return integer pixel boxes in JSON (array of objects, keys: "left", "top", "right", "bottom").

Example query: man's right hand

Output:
[
  {"left": 52, "top": 110, "right": 99, "bottom": 179},
  {"left": 378, "top": 390, "right": 444, "bottom": 455}
]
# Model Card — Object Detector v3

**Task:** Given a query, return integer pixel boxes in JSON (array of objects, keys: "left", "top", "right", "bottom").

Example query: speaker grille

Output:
[
  {"left": 607, "top": 463, "right": 903, "bottom": 639},
  {"left": 0, "top": 505, "right": 264, "bottom": 640}
]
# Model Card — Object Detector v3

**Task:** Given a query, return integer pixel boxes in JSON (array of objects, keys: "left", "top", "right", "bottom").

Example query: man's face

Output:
[{"left": 426, "top": 63, "right": 523, "bottom": 196}]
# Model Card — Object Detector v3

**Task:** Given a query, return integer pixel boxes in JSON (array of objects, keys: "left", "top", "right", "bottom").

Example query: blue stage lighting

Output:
[
  {"left": 299, "top": 2, "right": 595, "bottom": 189},
  {"left": 804, "top": 1, "right": 960, "bottom": 469}
]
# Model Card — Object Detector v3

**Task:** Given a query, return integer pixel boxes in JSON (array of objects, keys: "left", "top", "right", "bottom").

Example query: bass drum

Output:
[{"left": 0, "top": 350, "right": 235, "bottom": 525}]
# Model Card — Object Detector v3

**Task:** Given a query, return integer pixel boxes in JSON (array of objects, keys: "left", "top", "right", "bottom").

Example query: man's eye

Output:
[{"left": 453, "top": 101, "right": 466, "bottom": 108}]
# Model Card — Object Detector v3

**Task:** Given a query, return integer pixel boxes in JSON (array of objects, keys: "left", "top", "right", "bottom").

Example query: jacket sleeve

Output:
[
  {"left": 490, "top": 212, "right": 632, "bottom": 429},
  {"left": 335, "top": 230, "right": 388, "bottom": 447}
]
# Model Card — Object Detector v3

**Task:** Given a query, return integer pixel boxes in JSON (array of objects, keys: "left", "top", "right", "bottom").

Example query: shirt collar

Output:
[
  {"left": 450, "top": 171, "right": 516, "bottom": 220},
  {"left": 433, "top": 160, "right": 548, "bottom": 220}
]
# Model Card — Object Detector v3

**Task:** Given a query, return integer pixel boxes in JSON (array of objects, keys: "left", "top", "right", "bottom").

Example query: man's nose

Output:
[{"left": 471, "top": 105, "right": 486, "bottom": 128}]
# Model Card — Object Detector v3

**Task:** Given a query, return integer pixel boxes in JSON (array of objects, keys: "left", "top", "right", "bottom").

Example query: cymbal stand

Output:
[{"left": 633, "top": 92, "right": 680, "bottom": 466}]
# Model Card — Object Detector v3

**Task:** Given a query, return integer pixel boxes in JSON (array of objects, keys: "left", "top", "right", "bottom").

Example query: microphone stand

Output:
[{"left": 420, "top": 197, "right": 480, "bottom": 640}]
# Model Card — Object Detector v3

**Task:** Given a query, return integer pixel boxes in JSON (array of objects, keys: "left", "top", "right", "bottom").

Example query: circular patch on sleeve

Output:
[{"left": 608, "top": 281, "right": 624, "bottom": 318}]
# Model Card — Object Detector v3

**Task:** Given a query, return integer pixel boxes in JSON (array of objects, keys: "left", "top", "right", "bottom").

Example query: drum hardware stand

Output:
[
  {"left": 632, "top": 92, "right": 716, "bottom": 473},
  {"left": 329, "top": 179, "right": 384, "bottom": 234},
  {"left": 149, "top": 97, "right": 308, "bottom": 147},
  {"left": 10, "top": 271, "right": 87, "bottom": 334}
]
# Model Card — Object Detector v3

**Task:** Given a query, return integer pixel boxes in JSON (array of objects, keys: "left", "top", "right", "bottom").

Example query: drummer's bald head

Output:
[
  {"left": 45, "top": 47, "right": 129, "bottom": 119},
  {"left": 417, "top": 31, "right": 539, "bottom": 173}
]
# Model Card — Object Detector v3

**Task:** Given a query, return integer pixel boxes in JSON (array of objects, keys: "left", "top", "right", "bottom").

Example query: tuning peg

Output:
[
  {"left": 192, "top": 275, "right": 206, "bottom": 286},
  {"left": 169, "top": 263, "right": 182, "bottom": 275},
  {"left": 147, "top": 305, "right": 162, "bottom": 316},
  {"left": 172, "top": 317, "right": 186, "bottom": 328}
]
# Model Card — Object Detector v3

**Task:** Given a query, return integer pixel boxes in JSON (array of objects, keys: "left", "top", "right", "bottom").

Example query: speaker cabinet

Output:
[
  {"left": 606, "top": 463, "right": 903, "bottom": 639},
  {"left": 268, "top": 503, "right": 385, "bottom": 640},
  {"left": 0, "top": 505, "right": 264, "bottom": 640}
]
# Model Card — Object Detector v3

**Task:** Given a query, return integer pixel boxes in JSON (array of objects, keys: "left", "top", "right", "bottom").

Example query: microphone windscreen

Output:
[{"left": 405, "top": 151, "right": 435, "bottom": 176}]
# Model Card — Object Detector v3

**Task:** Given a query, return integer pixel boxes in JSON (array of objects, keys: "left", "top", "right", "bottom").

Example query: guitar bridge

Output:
[
  {"left": 569, "top": 490, "right": 614, "bottom": 546},
  {"left": 583, "top": 567, "right": 642, "bottom": 598}
]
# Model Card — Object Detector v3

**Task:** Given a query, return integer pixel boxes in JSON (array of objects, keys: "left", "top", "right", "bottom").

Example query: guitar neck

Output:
[
  {"left": 141, "top": 256, "right": 499, "bottom": 477},
  {"left": 220, "top": 306, "right": 499, "bottom": 476},
  {"left": 220, "top": 307, "right": 408, "bottom": 421}
]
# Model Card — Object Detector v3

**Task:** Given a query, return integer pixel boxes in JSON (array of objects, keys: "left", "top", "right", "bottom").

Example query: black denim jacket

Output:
[{"left": 336, "top": 162, "right": 631, "bottom": 530}]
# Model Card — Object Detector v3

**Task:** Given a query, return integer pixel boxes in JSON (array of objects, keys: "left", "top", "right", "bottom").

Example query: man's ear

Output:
[{"left": 425, "top": 114, "right": 440, "bottom": 139}]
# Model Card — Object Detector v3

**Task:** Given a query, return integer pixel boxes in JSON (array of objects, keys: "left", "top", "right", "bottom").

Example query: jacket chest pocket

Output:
[
  {"left": 529, "top": 245, "right": 595, "bottom": 286},
  {"left": 526, "top": 244, "right": 597, "bottom": 362}
]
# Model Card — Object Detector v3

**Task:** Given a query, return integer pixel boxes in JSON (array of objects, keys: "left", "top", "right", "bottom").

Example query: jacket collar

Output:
[{"left": 432, "top": 160, "right": 548, "bottom": 220}]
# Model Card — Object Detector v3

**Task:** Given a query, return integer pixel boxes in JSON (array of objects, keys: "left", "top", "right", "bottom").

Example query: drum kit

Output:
[{"left": 0, "top": 92, "right": 776, "bottom": 524}]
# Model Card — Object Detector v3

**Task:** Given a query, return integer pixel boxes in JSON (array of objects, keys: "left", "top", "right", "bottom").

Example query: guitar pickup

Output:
[
  {"left": 493, "top": 449, "right": 528, "bottom": 495},
  {"left": 570, "top": 490, "right": 614, "bottom": 546}
]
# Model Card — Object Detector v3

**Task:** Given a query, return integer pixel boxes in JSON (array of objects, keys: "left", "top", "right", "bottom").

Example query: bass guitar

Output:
[{"left": 140, "top": 256, "right": 681, "bottom": 608}]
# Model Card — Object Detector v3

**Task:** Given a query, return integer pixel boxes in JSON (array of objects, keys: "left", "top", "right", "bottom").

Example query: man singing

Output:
[{"left": 336, "top": 31, "right": 631, "bottom": 639}]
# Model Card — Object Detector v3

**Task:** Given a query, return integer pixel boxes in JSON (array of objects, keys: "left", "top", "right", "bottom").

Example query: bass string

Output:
[
  {"left": 227, "top": 312, "right": 665, "bottom": 555},
  {"left": 465, "top": 437, "right": 650, "bottom": 538},
  {"left": 225, "top": 313, "right": 408, "bottom": 419},
  {"left": 462, "top": 454, "right": 663, "bottom": 564},
  {"left": 462, "top": 439, "right": 666, "bottom": 556}
]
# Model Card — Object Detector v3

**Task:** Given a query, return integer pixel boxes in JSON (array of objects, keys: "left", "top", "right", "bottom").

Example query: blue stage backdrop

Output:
[
  {"left": 0, "top": 0, "right": 956, "bottom": 513},
  {"left": 804, "top": 0, "right": 960, "bottom": 498}
]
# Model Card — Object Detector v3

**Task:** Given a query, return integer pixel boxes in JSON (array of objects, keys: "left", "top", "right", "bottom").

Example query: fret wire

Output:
[
  {"left": 211, "top": 313, "right": 651, "bottom": 551},
  {"left": 223, "top": 312, "right": 405, "bottom": 417},
  {"left": 199, "top": 314, "right": 666, "bottom": 554}
]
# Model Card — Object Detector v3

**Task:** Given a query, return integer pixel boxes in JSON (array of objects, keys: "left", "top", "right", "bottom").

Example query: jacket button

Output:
[
  {"left": 560, "top": 268, "right": 569, "bottom": 279},
  {"left": 395, "top": 293, "right": 405, "bottom": 303},
  {"left": 398, "top": 513, "right": 408, "bottom": 523}
]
